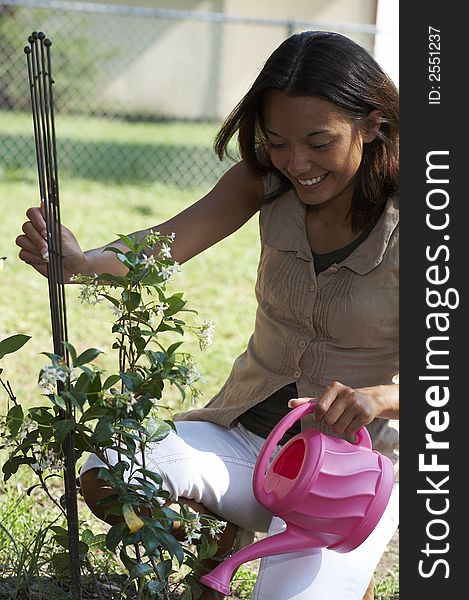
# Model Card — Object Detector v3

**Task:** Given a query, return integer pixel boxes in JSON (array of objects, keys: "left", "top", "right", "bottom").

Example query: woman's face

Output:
[{"left": 262, "top": 90, "right": 369, "bottom": 210}]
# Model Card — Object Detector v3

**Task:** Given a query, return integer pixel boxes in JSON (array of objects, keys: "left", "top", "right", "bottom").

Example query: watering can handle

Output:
[{"left": 253, "top": 401, "right": 372, "bottom": 504}]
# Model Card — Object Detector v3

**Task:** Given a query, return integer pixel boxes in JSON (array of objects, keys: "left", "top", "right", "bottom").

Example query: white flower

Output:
[
  {"left": 109, "top": 304, "right": 123, "bottom": 319},
  {"left": 209, "top": 520, "right": 227, "bottom": 538},
  {"left": 125, "top": 393, "right": 138, "bottom": 413},
  {"left": 184, "top": 512, "right": 203, "bottom": 544},
  {"left": 38, "top": 365, "right": 68, "bottom": 394},
  {"left": 140, "top": 253, "right": 157, "bottom": 269},
  {"left": 74, "top": 275, "right": 106, "bottom": 305},
  {"left": 105, "top": 390, "right": 138, "bottom": 413},
  {"left": 158, "top": 262, "right": 180, "bottom": 282},
  {"left": 145, "top": 230, "right": 161, "bottom": 245},
  {"left": 2, "top": 437, "right": 16, "bottom": 451},
  {"left": 183, "top": 357, "right": 205, "bottom": 386},
  {"left": 159, "top": 243, "right": 172, "bottom": 259},
  {"left": 154, "top": 302, "right": 169, "bottom": 317},
  {"left": 17, "top": 417, "right": 35, "bottom": 442},
  {"left": 198, "top": 320, "right": 215, "bottom": 350},
  {"left": 32, "top": 449, "right": 64, "bottom": 473}
]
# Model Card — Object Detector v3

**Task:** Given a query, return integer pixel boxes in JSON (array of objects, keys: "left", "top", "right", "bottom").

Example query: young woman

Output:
[{"left": 17, "top": 31, "right": 399, "bottom": 600}]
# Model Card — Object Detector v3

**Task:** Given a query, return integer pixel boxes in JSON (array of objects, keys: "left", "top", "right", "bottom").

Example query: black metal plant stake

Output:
[{"left": 25, "top": 32, "right": 82, "bottom": 599}]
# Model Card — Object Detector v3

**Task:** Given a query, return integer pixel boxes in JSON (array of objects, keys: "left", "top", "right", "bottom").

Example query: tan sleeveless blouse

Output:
[{"left": 176, "top": 174, "right": 399, "bottom": 474}]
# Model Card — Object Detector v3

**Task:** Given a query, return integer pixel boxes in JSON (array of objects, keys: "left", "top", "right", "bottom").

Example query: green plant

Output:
[
  {"left": 0, "top": 231, "right": 224, "bottom": 599},
  {"left": 375, "top": 567, "right": 399, "bottom": 600}
]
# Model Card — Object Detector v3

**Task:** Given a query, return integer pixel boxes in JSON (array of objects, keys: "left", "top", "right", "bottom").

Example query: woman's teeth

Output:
[{"left": 297, "top": 173, "right": 327, "bottom": 186}]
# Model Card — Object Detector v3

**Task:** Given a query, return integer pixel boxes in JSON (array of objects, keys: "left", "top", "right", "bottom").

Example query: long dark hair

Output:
[{"left": 214, "top": 31, "right": 399, "bottom": 231}]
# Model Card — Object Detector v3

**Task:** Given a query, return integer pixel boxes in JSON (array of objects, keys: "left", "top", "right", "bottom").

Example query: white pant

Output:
[{"left": 81, "top": 420, "right": 399, "bottom": 600}]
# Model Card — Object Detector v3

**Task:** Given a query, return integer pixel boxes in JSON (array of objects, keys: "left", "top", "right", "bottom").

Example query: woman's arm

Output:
[
  {"left": 17, "top": 160, "right": 264, "bottom": 279},
  {"left": 289, "top": 381, "right": 399, "bottom": 436}
]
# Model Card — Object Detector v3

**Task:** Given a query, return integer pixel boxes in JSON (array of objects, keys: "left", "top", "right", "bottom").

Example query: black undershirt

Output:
[{"left": 238, "top": 226, "right": 372, "bottom": 444}]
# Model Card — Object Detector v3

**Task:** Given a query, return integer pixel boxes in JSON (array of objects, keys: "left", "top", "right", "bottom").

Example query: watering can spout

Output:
[{"left": 200, "top": 526, "right": 323, "bottom": 596}]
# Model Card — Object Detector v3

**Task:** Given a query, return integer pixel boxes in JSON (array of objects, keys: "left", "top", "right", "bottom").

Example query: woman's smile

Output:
[{"left": 294, "top": 172, "right": 329, "bottom": 188}]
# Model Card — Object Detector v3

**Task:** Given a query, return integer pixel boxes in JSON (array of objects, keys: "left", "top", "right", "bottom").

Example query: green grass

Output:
[
  {"left": 0, "top": 111, "right": 220, "bottom": 146},
  {"left": 0, "top": 111, "right": 233, "bottom": 185},
  {"left": 0, "top": 169, "right": 259, "bottom": 412},
  {"left": 0, "top": 163, "right": 261, "bottom": 597},
  {"left": 375, "top": 567, "right": 399, "bottom": 599}
]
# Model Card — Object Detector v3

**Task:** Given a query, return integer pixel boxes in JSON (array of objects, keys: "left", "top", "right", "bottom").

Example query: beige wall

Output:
[
  {"left": 219, "top": 0, "right": 377, "bottom": 117},
  {"left": 224, "top": 0, "right": 375, "bottom": 23},
  {"left": 94, "top": 0, "right": 380, "bottom": 120}
]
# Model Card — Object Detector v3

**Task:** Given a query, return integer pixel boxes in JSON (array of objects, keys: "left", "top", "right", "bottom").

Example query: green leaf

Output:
[
  {"left": 26, "top": 483, "right": 42, "bottom": 496},
  {"left": 119, "top": 547, "right": 137, "bottom": 571},
  {"left": 40, "top": 351, "right": 62, "bottom": 363},
  {"left": 53, "top": 419, "right": 75, "bottom": 444},
  {"left": 73, "top": 372, "right": 91, "bottom": 394},
  {"left": 132, "top": 478, "right": 157, "bottom": 501},
  {"left": 166, "top": 341, "right": 183, "bottom": 356},
  {"left": 198, "top": 536, "right": 218, "bottom": 561},
  {"left": 123, "top": 291, "right": 141, "bottom": 312},
  {"left": 140, "top": 378, "right": 163, "bottom": 401},
  {"left": 145, "top": 418, "right": 172, "bottom": 443},
  {"left": 51, "top": 551, "right": 70, "bottom": 575},
  {"left": 50, "top": 393, "right": 68, "bottom": 411},
  {"left": 99, "top": 272, "right": 128, "bottom": 287},
  {"left": 0, "top": 334, "right": 31, "bottom": 360},
  {"left": 165, "top": 295, "right": 186, "bottom": 317},
  {"left": 157, "top": 322, "right": 182, "bottom": 334},
  {"left": 62, "top": 342, "right": 77, "bottom": 367},
  {"left": 141, "top": 525, "right": 159, "bottom": 554},
  {"left": 145, "top": 580, "right": 167, "bottom": 595},
  {"left": 135, "top": 336, "right": 146, "bottom": 357},
  {"left": 117, "top": 253, "right": 132, "bottom": 267},
  {"left": 172, "top": 381, "right": 187, "bottom": 402},
  {"left": 129, "top": 561, "right": 153, "bottom": 580},
  {"left": 62, "top": 391, "right": 87, "bottom": 414},
  {"left": 91, "top": 418, "right": 114, "bottom": 443},
  {"left": 78, "top": 365, "right": 95, "bottom": 380},
  {"left": 162, "top": 507, "right": 184, "bottom": 522},
  {"left": 75, "top": 348, "right": 103, "bottom": 367},
  {"left": 28, "top": 406, "right": 54, "bottom": 424},
  {"left": 120, "top": 372, "right": 134, "bottom": 391},
  {"left": 116, "top": 233, "right": 137, "bottom": 251},
  {"left": 156, "top": 558, "right": 173, "bottom": 580},
  {"left": 6, "top": 405, "right": 23, "bottom": 436},
  {"left": 2, "top": 456, "right": 35, "bottom": 481},
  {"left": 106, "top": 522, "right": 127, "bottom": 552},
  {"left": 80, "top": 404, "right": 113, "bottom": 423},
  {"left": 103, "top": 374, "right": 121, "bottom": 390},
  {"left": 135, "top": 468, "right": 163, "bottom": 486},
  {"left": 119, "top": 370, "right": 143, "bottom": 393},
  {"left": 103, "top": 294, "right": 120, "bottom": 307},
  {"left": 135, "top": 396, "right": 153, "bottom": 420},
  {"left": 87, "top": 372, "right": 102, "bottom": 398},
  {"left": 155, "top": 528, "right": 184, "bottom": 565}
]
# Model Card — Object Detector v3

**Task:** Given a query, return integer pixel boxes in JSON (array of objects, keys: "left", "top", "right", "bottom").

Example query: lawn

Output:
[
  {"left": 0, "top": 163, "right": 262, "bottom": 599},
  {"left": 0, "top": 113, "right": 398, "bottom": 598},
  {"left": 0, "top": 169, "right": 260, "bottom": 409}
]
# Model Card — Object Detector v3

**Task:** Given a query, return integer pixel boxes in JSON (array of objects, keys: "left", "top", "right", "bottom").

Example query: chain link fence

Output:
[{"left": 0, "top": 0, "right": 383, "bottom": 188}]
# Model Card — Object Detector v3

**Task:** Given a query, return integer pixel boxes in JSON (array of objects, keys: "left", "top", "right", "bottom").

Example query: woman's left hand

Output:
[{"left": 288, "top": 381, "right": 381, "bottom": 436}]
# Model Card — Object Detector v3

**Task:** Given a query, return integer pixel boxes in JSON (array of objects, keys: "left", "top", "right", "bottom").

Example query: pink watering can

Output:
[{"left": 201, "top": 401, "right": 394, "bottom": 596}]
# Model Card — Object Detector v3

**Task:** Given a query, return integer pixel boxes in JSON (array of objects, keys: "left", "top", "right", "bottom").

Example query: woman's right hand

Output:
[{"left": 16, "top": 203, "right": 90, "bottom": 282}]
